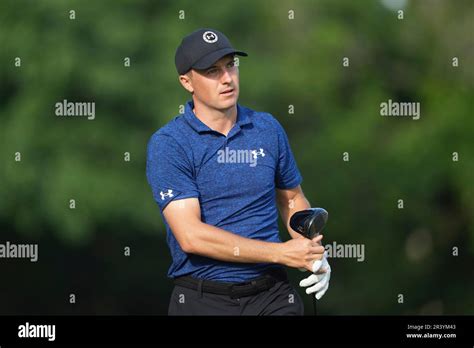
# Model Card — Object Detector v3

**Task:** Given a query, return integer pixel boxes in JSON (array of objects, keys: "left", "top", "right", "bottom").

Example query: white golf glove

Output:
[{"left": 299, "top": 251, "right": 331, "bottom": 300}]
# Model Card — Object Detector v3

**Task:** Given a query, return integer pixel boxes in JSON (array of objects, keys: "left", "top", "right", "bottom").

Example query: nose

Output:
[{"left": 220, "top": 67, "right": 232, "bottom": 84}]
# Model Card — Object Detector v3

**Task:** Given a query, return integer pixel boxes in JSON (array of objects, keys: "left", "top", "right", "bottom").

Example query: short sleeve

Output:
[
  {"left": 274, "top": 119, "right": 303, "bottom": 189},
  {"left": 146, "top": 133, "right": 199, "bottom": 211}
]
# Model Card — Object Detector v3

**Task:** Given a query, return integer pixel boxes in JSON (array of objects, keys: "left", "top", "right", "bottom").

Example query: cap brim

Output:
[{"left": 192, "top": 47, "right": 247, "bottom": 71}]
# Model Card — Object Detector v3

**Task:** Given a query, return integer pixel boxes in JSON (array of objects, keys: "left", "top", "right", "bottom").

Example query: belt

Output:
[{"left": 174, "top": 268, "right": 288, "bottom": 299}]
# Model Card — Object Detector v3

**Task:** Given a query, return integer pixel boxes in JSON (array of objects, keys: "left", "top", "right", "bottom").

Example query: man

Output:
[{"left": 146, "top": 28, "right": 331, "bottom": 315}]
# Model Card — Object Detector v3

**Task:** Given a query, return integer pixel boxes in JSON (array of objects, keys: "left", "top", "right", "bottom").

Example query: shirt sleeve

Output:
[
  {"left": 274, "top": 119, "right": 303, "bottom": 189},
  {"left": 146, "top": 133, "right": 199, "bottom": 212}
]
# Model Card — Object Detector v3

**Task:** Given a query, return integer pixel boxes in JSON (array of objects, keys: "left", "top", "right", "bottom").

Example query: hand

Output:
[
  {"left": 299, "top": 251, "right": 331, "bottom": 300},
  {"left": 279, "top": 235, "right": 325, "bottom": 272}
]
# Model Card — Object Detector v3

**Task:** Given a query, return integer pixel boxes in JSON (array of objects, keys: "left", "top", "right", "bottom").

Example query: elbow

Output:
[
  {"left": 169, "top": 219, "right": 203, "bottom": 254},
  {"left": 180, "top": 238, "right": 195, "bottom": 254},
  {"left": 178, "top": 231, "right": 199, "bottom": 254}
]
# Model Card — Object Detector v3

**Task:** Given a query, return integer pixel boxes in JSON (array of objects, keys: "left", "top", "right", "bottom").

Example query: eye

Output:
[
  {"left": 206, "top": 68, "right": 218, "bottom": 75},
  {"left": 227, "top": 61, "right": 235, "bottom": 68}
]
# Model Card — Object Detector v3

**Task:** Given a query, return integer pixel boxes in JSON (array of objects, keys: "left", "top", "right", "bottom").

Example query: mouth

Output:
[{"left": 220, "top": 88, "right": 234, "bottom": 96}]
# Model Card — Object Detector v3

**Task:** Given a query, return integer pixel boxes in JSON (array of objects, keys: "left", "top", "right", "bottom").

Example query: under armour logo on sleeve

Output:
[{"left": 160, "top": 189, "right": 174, "bottom": 200}]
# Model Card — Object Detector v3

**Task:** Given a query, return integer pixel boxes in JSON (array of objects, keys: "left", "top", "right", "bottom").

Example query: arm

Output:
[
  {"left": 276, "top": 185, "right": 312, "bottom": 239},
  {"left": 162, "top": 197, "right": 324, "bottom": 271}
]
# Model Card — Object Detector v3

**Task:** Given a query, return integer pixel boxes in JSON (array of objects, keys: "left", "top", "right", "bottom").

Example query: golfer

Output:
[{"left": 146, "top": 28, "right": 331, "bottom": 315}]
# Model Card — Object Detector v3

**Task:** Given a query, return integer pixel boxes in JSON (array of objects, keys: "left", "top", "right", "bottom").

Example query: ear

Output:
[{"left": 179, "top": 72, "right": 194, "bottom": 94}]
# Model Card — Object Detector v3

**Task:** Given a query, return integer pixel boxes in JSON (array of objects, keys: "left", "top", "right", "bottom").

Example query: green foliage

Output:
[{"left": 0, "top": 0, "right": 472, "bottom": 314}]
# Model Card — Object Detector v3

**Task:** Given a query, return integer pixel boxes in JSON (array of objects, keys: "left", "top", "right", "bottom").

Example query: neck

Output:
[{"left": 192, "top": 100, "right": 237, "bottom": 136}]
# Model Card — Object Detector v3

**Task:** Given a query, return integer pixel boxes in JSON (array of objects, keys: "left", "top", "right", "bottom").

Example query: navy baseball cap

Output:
[{"left": 175, "top": 28, "right": 248, "bottom": 75}]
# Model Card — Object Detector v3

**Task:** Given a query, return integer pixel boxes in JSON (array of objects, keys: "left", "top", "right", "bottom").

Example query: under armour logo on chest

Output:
[{"left": 251, "top": 148, "right": 265, "bottom": 159}]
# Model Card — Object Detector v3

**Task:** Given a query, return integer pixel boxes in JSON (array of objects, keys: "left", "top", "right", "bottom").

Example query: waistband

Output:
[{"left": 174, "top": 268, "right": 288, "bottom": 299}]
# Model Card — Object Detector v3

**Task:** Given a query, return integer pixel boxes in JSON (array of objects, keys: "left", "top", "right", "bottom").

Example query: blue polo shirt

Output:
[{"left": 146, "top": 100, "right": 302, "bottom": 282}]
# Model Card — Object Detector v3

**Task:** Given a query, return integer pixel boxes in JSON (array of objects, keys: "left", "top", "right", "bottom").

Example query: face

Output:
[{"left": 179, "top": 54, "right": 239, "bottom": 111}]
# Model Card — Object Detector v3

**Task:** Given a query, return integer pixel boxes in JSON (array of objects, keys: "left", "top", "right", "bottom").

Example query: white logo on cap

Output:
[{"left": 203, "top": 31, "right": 218, "bottom": 43}]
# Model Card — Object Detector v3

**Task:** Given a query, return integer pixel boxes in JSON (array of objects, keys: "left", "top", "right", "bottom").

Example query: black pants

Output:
[{"left": 168, "top": 279, "right": 304, "bottom": 316}]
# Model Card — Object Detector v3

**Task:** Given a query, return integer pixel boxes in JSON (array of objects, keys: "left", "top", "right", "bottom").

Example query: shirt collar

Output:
[{"left": 184, "top": 100, "right": 252, "bottom": 134}]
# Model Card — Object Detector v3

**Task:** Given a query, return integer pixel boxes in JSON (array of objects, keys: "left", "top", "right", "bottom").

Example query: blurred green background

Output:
[{"left": 0, "top": 0, "right": 472, "bottom": 315}]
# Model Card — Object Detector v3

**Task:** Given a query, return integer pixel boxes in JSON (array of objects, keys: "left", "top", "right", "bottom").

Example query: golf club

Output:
[{"left": 290, "top": 208, "right": 328, "bottom": 315}]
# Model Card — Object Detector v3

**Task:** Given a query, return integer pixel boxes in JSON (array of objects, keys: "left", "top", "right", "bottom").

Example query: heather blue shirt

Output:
[{"left": 146, "top": 100, "right": 302, "bottom": 282}]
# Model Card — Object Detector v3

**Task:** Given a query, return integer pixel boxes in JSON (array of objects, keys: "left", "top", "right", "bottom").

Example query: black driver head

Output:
[{"left": 290, "top": 208, "right": 328, "bottom": 239}]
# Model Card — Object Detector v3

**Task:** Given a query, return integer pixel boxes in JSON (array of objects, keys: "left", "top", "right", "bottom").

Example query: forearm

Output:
[
  {"left": 278, "top": 193, "right": 311, "bottom": 239},
  {"left": 185, "top": 221, "right": 284, "bottom": 264}
]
